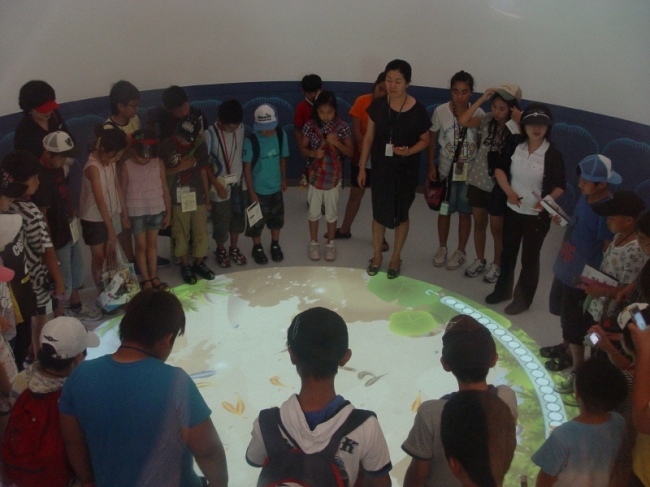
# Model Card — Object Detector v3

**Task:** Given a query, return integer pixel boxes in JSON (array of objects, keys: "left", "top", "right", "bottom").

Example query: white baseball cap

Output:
[
  {"left": 253, "top": 104, "right": 278, "bottom": 131},
  {"left": 42, "top": 131, "right": 79, "bottom": 158},
  {"left": 40, "top": 317, "right": 100, "bottom": 359}
]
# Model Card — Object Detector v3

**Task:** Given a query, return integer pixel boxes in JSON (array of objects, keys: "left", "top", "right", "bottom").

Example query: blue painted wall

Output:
[{"left": 1, "top": 81, "right": 648, "bottom": 212}]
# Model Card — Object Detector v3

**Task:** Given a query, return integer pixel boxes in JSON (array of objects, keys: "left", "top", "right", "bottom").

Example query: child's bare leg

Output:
[
  {"left": 31, "top": 314, "right": 48, "bottom": 359},
  {"left": 271, "top": 229, "right": 281, "bottom": 242},
  {"left": 145, "top": 229, "right": 158, "bottom": 280},
  {"left": 133, "top": 233, "right": 150, "bottom": 284},
  {"left": 88, "top": 244, "right": 105, "bottom": 288},
  {"left": 326, "top": 221, "right": 336, "bottom": 244},
  {"left": 338, "top": 186, "right": 365, "bottom": 235},
  {"left": 229, "top": 233, "right": 240, "bottom": 249},
  {"left": 309, "top": 220, "right": 319, "bottom": 242}
]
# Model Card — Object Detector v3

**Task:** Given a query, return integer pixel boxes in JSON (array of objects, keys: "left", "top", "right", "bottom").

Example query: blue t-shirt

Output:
[
  {"left": 59, "top": 355, "right": 211, "bottom": 487},
  {"left": 242, "top": 130, "right": 289, "bottom": 195},
  {"left": 532, "top": 413, "right": 624, "bottom": 487},
  {"left": 553, "top": 194, "right": 613, "bottom": 287}
]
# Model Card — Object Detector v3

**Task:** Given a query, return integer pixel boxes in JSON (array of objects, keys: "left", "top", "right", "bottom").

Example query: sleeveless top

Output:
[
  {"left": 79, "top": 154, "right": 121, "bottom": 222},
  {"left": 123, "top": 158, "right": 166, "bottom": 217}
]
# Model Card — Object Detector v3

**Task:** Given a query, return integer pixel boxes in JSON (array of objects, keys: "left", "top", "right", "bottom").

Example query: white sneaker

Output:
[
  {"left": 484, "top": 263, "right": 501, "bottom": 283},
  {"left": 308, "top": 240, "right": 321, "bottom": 260},
  {"left": 445, "top": 250, "right": 466, "bottom": 270},
  {"left": 464, "top": 259, "right": 486, "bottom": 278},
  {"left": 324, "top": 242, "right": 336, "bottom": 261},
  {"left": 68, "top": 304, "right": 103, "bottom": 321},
  {"left": 432, "top": 247, "right": 448, "bottom": 267}
]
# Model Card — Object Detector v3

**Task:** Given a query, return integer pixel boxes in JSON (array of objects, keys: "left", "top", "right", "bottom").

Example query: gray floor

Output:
[{"left": 80, "top": 186, "right": 565, "bottom": 349}]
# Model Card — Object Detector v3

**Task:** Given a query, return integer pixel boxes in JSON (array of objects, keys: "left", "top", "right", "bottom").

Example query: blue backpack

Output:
[{"left": 257, "top": 406, "right": 373, "bottom": 487}]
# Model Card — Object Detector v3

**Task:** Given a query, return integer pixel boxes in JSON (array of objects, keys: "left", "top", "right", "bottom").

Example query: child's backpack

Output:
[
  {"left": 247, "top": 128, "right": 284, "bottom": 169},
  {"left": 2, "top": 388, "right": 75, "bottom": 487},
  {"left": 257, "top": 406, "right": 373, "bottom": 487}
]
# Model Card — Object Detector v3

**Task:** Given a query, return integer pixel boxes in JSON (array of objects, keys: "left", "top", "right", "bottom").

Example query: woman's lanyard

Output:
[
  {"left": 388, "top": 96, "right": 407, "bottom": 144},
  {"left": 218, "top": 128, "right": 237, "bottom": 175}
]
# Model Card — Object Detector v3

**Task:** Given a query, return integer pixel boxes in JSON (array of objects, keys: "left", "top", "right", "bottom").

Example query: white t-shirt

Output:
[
  {"left": 246, "top": 394, "right": 391, "bottom": 486},
  {"left": 508, "top": 140, "right": 549, "bottom": 215},
  {"left": 402, "top": 385, "right": 518, "bottom": 487},
  {"left": 204, "top": 123, "right": 246, "bottom": 202},
  {"left": 431, "top": 103, "right": 483, "bottom": 178},
  {"left": 79, "top": 155, "right": 121, "bottom": 222}
]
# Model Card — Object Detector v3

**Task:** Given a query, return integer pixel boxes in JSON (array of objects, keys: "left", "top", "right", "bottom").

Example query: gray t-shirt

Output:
[{"left": 401, "top": 385, "right": 518, "bottom": 487}]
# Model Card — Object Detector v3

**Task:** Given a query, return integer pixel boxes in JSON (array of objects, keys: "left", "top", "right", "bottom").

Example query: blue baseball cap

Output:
[{"left": 576, "top": 154, "right": 622, "bottom": 185}]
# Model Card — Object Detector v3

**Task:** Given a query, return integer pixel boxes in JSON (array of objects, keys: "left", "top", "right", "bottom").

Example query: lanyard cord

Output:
[
  {"left": 388, "top": 95, "right": 407, "bottom": 143},
  {"left": 218, "top": 128, "right": 237, "bottom": 174}
]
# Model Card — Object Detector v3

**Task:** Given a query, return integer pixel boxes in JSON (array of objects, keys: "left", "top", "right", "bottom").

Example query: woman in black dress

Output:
[{"left": 358, "top": 59, "right": 431, "bottom": 278}]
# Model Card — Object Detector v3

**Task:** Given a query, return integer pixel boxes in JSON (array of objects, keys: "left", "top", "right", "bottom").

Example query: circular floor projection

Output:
[{"left": 88, "top": 266, "right": 570, "bottom": 486}]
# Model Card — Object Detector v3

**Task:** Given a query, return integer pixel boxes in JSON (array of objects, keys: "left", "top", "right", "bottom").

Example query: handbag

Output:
[{"left": 425, "top": 126, "right": 467, "bottom": 211}]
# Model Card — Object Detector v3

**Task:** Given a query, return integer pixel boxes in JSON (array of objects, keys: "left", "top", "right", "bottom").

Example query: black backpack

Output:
[
  {"left": 247, "top": 128, "right": 284, "bottom": 169},
  {"left": 257, "top": 406, "right": 373, "bottom": 487}
]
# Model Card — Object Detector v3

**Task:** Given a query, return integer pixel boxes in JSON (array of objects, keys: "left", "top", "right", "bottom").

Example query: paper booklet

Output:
[
  {"left": 532, "top": 191, "right": 570, "bottom": 226},
  {"left": 574, "top": 264, "right": 619, "bottom": 291}
]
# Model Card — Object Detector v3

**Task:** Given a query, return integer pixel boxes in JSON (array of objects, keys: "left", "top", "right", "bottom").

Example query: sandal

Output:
[
  {"left": 151, "top": 277, "right": 170, "bottom": 292},
  {"left": 387, "top": 260, "right": 402, "bottom": 280},
  {"left": 381, "top": 238, "right": 390, "bottom": 252},
  {"left": 544, "top": 355, "right": 573, "bottom": 372},
  {"left": 141, "top": 279, "right": 153, "bottom": 290},
  {"left": 540, "top": 343, "right": 567, "bottom": 359},
  {"left": 367, "top": 258, "right": 382, "bottom": 277}
]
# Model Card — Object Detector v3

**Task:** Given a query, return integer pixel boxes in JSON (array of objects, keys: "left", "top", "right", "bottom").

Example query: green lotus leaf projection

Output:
[{"left": 388, "top": 310, "right": 440, "bottom": 336}]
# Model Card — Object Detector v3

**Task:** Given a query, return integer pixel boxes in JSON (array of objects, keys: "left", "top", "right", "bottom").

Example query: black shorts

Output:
[
  {"left": 467, "top": 185, "right": 506, "bottom": 217},
  {"left": 549, "top": 277, "right": 591, "bottom": 345},
  {"left": 350, "top": 164, "right": 372, "bottom": 189},
  {"left": 81, "top": 219, "right": 108, "bottom": 247},
  {"left": 245, "top": 192, "right": 285, "bottom": 238}
]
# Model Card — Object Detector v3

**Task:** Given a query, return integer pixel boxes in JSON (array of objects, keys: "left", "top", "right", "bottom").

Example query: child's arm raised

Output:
[
  {"left": 458, "top": 88, "right": 495, "bottom": 128},
  {"left": 84, "top": 165, "right": 119, "bottom": 246}
]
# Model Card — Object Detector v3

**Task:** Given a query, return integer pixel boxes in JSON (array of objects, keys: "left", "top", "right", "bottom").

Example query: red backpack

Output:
[{"left": 2, "top": 388, "right": 75, "bottom": 487}]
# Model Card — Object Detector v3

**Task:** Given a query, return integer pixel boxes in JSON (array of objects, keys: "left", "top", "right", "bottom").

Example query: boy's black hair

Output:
[
  {"left": 373, "top": 71, "right": 387, "bottom": 91},
  {"left": 575, "top": 357, "right": 627, "bottom": 414},
  {"left": 162, "top": 85, "right": 188, "bottom": 110},
  {"left": 287, "top": 307, "right": 348, "bottom": 380},
  {"left": 109, "top": 80, "right": 140, "bottom": 115},
  {"left": 450, "top": 70, "right": 474, "bottom": 91},
  {"left": 93, "top": 126, "right": 128, "bottom": 154},
  {"left": 311, "top": 91, "right": 338, "bottom": 129},
  {"left": 1, "top": 151, "right": 41, "bottom": 183},
  {"left": 520, "top": 102, "right": 554, "bottom": 141},
  {"left": 301, "top": 74, "right": 322, "bottom": 93},
  {"left": 18, "top": 80, "right": 56, "bottom": 112},
  {"left": 441, "top": 390, "right": 516, "bottom": 487},
  {"left": 119, "top": 289, "right": 185, "bottom": 348},
  {"left": 385, "top": 59, "right": 412, "bottom": 83},
  {"left": 217, "top": 99, "right": 244, "bottom": 125},
  {"left": 37, "top": 343, "right": 76, "bottom": 372},
  {"left": 636, "top": 209, "right": 650, "bottom": 238}
]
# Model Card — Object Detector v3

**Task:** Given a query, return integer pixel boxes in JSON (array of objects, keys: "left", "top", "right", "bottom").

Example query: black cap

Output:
[
  {"left": 592, "top": 190, "right": 646, "bottom": 218},
  {"left": 175, "top": 114, "right": 201, "bottom": 142}
]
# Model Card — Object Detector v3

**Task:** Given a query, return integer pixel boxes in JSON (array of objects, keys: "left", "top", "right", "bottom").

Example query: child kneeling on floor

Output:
[{"left": 246, "top": 307, "right": 392, "bottom": 485}]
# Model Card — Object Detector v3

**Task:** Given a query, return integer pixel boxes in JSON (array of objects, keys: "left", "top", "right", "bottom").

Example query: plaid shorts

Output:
[{"left": 245, "top": 192, "right": 284, "bottom": 238}]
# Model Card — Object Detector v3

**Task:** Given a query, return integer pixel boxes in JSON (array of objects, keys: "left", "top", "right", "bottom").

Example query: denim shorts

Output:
[
  {"left": 129, "top": 211, "right": 165, "bottom": 235},
  {"left": 447, "top": 181, "right": 472, "bottom": 215}
]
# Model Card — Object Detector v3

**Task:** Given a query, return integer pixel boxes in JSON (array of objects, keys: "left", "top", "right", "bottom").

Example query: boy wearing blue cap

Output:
[
  {"left": 243, "top": 104, "right": 289, "bottom": 264},
  {"left": 543, "top": 155, "right": 619, "bottom": 390}
]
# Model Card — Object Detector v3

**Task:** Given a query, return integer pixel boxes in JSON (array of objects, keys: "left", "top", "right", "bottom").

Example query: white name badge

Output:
[
  {"left": 69, "top": 217, "right": 80, "bottom": 245},
  {"left": 385, "top": 144, "right": 394, "bottom": 157},
  {"left": 181, "top": 191, "right": 197, "bottom": 213},
  {"left": 111, "top": 213, "right": 122, "bottom": 236},
  {"left": 176, "top": 185, "right": 191, "bottom": 202},
  {"left": 224, "top": 174, "right": 239, "bottom": 185},
  {"left": 452, "top": 162, "right": 468, "bottom": 182},
  {"left": 246, "top": 201, "right": 263, "bottom": 227}
]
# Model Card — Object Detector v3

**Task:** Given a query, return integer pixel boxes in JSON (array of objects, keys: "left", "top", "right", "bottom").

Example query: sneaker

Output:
[
  {"left": 445, "top": 250, "right": 466, "bottom": 270},
  {"left": 324, "top": 242, "right": 336, "bottom": 261},
  {"left": 157, "top": 256, "right": 171, "bottom": 268},
  {"left": 553, "top": 372, "right": 575, "bottom": 394},
  {"left": 432, "top": 247, "right": 447, "bottom": 267},
  {"left": 68, "top": 304, "right": 103, "bottom": 321},
  {"left": 229, "top": 247, "right": 247, "bottom": 265},
  {"left": 308, "top": 240, "right": 321, "bottom": 261},
  {"left": 215, "top": 249, "right": 231, "bottom": 268},
  {"left": 483, "top": 263, "right": 501, "bottom": 283},
  {"left": 464, "top": 259, "right": 486, "bottom": 277},
  {"left": 181, "top": 265, "right": 197, "bottom": 285},
  {"left": 192, "top": 262, "right": 216, "bottom": 280},
  {"left": 270, "top": 244, "right": 284, "bottom": 262},
  {"left": 95, "top": 297, "right": 119, "bottom": 315},
  {"left": 252, "top": 246, "right": 268, "bottom": 265}
]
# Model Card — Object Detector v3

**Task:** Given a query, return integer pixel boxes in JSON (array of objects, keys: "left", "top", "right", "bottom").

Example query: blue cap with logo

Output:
[{"left": 576, "top": 154, "right": 622, "bottom": 185}]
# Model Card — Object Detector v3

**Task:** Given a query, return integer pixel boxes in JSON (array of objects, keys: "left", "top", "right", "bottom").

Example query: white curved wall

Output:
[{"left": 1, "top": 0, "right": 648, "bottom": 125}]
